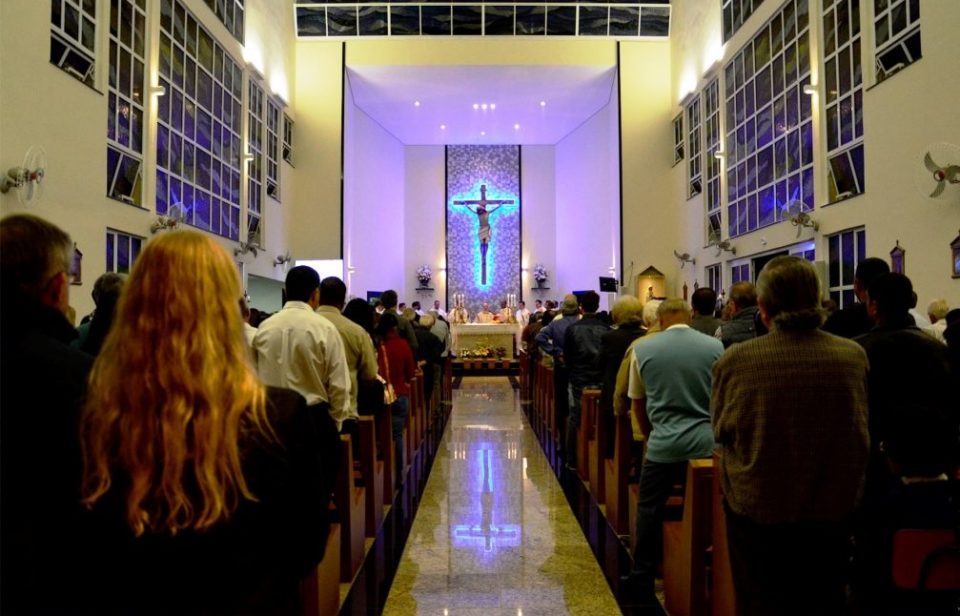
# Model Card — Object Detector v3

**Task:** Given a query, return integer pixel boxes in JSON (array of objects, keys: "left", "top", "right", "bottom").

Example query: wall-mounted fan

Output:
[
  {"left": 918, "top": 143, "right": 960, "bottom": 200},
  {"left": 782, "top": 200, "right": 819, "bottom": 238},
  {"left": 0, "top": 146, "right": 48, "bottom": 205}
]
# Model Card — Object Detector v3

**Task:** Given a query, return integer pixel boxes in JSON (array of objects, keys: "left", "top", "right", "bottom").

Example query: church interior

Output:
[{"left": 2, "top": 0, "right": 959, "bottom": 614}]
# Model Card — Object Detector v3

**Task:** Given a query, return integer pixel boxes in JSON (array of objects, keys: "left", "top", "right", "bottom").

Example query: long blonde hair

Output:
[{"left": 80, "top": 231, "right": 271, "bottom": 536}]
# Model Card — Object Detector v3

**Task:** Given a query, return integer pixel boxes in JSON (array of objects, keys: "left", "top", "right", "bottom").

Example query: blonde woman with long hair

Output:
[{"left": 79, "top": 231, "right": 339, "bottom": 613}]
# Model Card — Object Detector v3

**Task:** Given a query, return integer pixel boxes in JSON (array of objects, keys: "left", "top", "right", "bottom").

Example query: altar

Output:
[{"left": 451, "top": 323, "right": 521, "bottom": 357}]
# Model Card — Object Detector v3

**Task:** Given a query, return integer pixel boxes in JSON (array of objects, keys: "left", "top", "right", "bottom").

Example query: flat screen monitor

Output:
[{"left": 599, "top": 276, "right": 618, "bottom": 292}]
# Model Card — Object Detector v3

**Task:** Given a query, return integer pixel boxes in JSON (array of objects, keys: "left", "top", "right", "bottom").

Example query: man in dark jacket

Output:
[
  {"left": 563, "top": 291, "right": 610, "bottom": 467},
  {"left": 690, "top": 287, "right": 722, "bottom": 336},
  {"left": 598, "top": 295, "right": 646, "bottom": 457},
  {"left": 716, "top": 281, "right": 760, "bottom": 347},
  {"left": 823, "top": 257, "right": 890, "bottom": 338},
  {"left": 1, "top": 214, "right": 94, "bottom": 612}
]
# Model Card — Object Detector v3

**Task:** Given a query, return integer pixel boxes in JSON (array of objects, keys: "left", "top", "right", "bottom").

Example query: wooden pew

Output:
[
  {"left": 302, "top": 523, "right": 341, "bottom": 616},
  {"left": 336, "top": 435, "right": 366, "bottom": 583},
  {"left": 376, "top": 405, "right": 395, "bottom": 503},
  {"left": 604, "top": 411, "right": 633, "bottom": 534},
  {"left": 577, "top": 389, "right": 601, "bottom": 482},
  {"left": 357, "top": 416, "right": 384, "bottom": 536},
  {"left": 585, "top": 389, "right": 605, "bottom": 499},
  {"left": 711, "top": 451, "right": 736, "bottom": 616},
  {"left": 663, "top": 459, "right": 714, "bottom": 616}
]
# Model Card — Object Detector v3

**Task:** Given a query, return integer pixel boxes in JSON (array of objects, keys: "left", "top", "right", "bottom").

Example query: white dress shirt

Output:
[
  {"left": 516, "top": 308, "right": 531, "bottom": 327},
  {"left": 253, "top": 301, "right": 352, "bottom": 429}
]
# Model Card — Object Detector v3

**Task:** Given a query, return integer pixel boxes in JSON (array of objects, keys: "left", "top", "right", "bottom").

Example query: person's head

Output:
[
  {"left": 578, "top": 291, "right": 600, "bottom": 314},
  {"left": 657, "top": 298, "right": 692, "bottom": 328},
  {"left": 482, "top": 302, "right": 490, "bottom": 311},
  {"left": 865, "top": 273, "right": 912, "bottom": 325},
  {"left": 285, "top": 265, "right": 321, "bottom": 307},
  {"left": 541, "top": 311, "right": 556, "bottom": 327},
  {"left": 728, "top": 281, "right": 757, "bottom": 313},
  {"left": 376, "top": 312, "right": 399, "bottom": 338},
  {"left": 80, "top": 230, "right": 270, "bottom": 536},
  {"left": 927, "top": 299, "right": 950, "bottom": 324},
  {"left": 611, "top": 295, "right": 643, "bottom": 325},
  {"left": 642, "top": 299, "right": 662, "bottom": 329},
  {"left": 92, "top": 272, "right": 126, "bottom": 308},
  {"left": 419, "top": 313, "right": 436, "bottom": 329},
  {"left": 500, "top": 300, "right": 508, "bottom": 309},
  {"left": 560, "top": 294, "right": 580, "bottom": 316},
  {"left": 412, "top": 301, "right": 421, "bottom": 311},
  {"left": 380, "top": 289, "right": 399, "bottom": 310},
  {"left": 755, "top": 256, "right": 824, "bottom": 331},
  {"left": 691, "top": 287, "right": 718, "bottom": 317},
  {"left": 535, "top": 300, "right": 543, "bottom": 309},
  {"left": 401, "top": 307, "right": 417, "bottom": 322},
  {"left": 519, "top": 300, "right": 526, "bottom": 310},
  {"left": 883, "top": 404, "right": 954, "bottom": 478},
  {"left": 433, "top": 299, "right": 441, "bottom": 309},
  {"left": 0, "top": 214, "right": 73, "bottom": 316},
  {"left": 545, "top": 300, "right": 556, "bottom": 310},
  {"left": 853, "top": 257, "right": 890, "bottom": 302},
  {"left": 318, "top": 276, "right": 347, "bottom": 309},
  {"left": 343, "top": 297, "right": 375, "bottom": 334}
]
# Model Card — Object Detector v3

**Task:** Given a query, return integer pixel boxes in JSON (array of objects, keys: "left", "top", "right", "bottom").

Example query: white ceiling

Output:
[{"left": 345, "top": 65, "right": 618, "bottom": 146}]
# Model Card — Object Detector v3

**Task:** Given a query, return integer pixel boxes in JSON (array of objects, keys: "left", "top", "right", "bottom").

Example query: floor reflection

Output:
[{"left": 383, "top": 377, "right": 620, "bottom": 616}]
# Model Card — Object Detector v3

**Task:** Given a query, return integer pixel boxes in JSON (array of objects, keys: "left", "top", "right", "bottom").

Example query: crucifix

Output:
[{"left": 453, "top": 184, "right": 516, "bottom": 285}]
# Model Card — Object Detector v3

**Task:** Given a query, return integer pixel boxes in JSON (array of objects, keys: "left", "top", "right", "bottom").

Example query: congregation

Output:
[{"left": 2, "top": 212, "right": 959, "bottom": 615}]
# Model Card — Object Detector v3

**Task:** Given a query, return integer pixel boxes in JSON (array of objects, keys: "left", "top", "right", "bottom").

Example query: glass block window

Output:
[
  {"left": 823, "top": 0, "right": 865, "bottom": 203},
  {"left": 51, "top": 0, "right": 97, "bottom": 87},
  {"left": 705, "top": 263, "right": 722, "bottom": 293},
  {"left": 874, "top": 0, "right": 921, "bottom": 83},
  {"left": 703, "top": 79, "right": 722, "bottom": 242},
  {"left": 247, "top": 81, "right": 264, "bottom": 246},
  {"left": 827, "top": 226, "right": 865, "bottom": 308},
  {"left": 673, "top": 113, "right": 684, "bottom": 164},
  {"left": 724, "top": 0, "right": 814, "bottom": 238},
  {"left": 157, "top": 0, "right": 242, "bottom": 241},
  {"left": 722, "top": 0, "right": 767, "bottom": 42},
  {"left": 106, "top": 228, "right": 143, "bottom": 274},
  {"left": 283, "top": 114, "right": 294, "bottom": 164},
  {"left": 107, "top": 0, "right": 147, "bottom": 207},
  {"left": 200, "top": 0, "right": 244, "bottom": 43},
  {"left": 266, "top": 98, "right": 281, "bottom": 202},
  {"left": 687, "top": 95, "right": 702, "bottom": 199},
  {"left": 731, "top": 263, "right": 750, "bottom": 284}
]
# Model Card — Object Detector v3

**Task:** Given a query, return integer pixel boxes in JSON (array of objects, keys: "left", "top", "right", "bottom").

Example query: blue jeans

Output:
[{"left": 391, "top": 395, "right": 409, "bottom": 442}]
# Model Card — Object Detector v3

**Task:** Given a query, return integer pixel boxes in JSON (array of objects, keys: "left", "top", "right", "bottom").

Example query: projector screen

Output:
[{"left": 295, "top": 259, "right": 345, "bottom": 281}]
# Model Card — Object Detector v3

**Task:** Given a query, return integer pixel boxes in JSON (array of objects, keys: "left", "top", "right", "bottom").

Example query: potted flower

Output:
[
  {"left": 416, "top": 264, "right": 432, "bottom": 288},
  {"left": 533, "top": 264, "right": 548, "bottom": 288}
]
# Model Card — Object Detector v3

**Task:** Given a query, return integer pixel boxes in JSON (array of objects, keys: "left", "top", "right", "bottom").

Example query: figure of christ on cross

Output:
[{"left": 452, "top": 184, "right": 516, "bottom": 285}]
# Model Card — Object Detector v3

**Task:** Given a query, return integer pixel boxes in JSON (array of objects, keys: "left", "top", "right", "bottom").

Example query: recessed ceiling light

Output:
[
  {"left": 480, "top": 131, "right": 486, "bottom": 136},
  {"left": 539, "top": 100, "right": 547, "bottom": 107},
  {"left": 414, "top": 100, "right": 421, "bottom": 107},
  {"left": 440, "top": 124, "right": 446, "bottom": 130},
  {"left": 481, "top": 103, "right": 488, "bottom": 110},
  {"left": 514, "top": 123, "right": 520, "bottom": 130},
  {"left": 490, "top": 103, "right": 496, "bottom": 110},
  {"left": 473, "top": 103, "right": 479, "bottom": 110}
]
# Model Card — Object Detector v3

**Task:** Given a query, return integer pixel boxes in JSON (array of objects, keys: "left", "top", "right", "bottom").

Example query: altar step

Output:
[{"left": 452, "top": 358, "right": 520, "bottom": 376}]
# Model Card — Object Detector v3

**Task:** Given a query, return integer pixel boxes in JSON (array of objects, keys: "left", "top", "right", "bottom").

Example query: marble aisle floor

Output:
[{"left": 383, "top": 377, "right": 622, "bottom": 616}]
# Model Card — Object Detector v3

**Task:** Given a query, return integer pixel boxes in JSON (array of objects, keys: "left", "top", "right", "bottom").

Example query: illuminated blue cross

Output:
[{"left": 452, "top": 184, "right": 516, "bottom": 285}]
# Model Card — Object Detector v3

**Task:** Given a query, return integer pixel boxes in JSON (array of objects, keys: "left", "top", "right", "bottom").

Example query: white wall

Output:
[
  {"left": 520, "top": 145, "right": 556, "bottom": 307},
  {"left": 247, "top": 274, "right": 283, "bottom": 312},
  {"left": 343, "top": 81, "right": 406, "bottom": 300},
  {"left": 554, "top": 96, "right": 621, "bottom": 310},
  {"left": 402, "top": 146, "right": 445, "bottom": 307}
]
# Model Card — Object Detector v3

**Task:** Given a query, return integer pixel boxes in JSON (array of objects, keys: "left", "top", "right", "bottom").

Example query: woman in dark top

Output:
[{"left": 78, "top": 231, "right": 339, "bottom": 614}]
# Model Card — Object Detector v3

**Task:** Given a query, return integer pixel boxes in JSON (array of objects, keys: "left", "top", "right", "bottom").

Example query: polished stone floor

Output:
[{"left": 383, "top": 377, "right": 622, "bottom": 616}]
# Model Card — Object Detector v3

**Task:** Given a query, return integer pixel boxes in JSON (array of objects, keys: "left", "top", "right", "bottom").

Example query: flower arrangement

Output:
[
  {"left": 417, "top": 264, "right": 432, "bottom": 287},
  {"left": 533, "top": 264, "right": 548, "bottom": 283},
  {"left": 459, "top": 345, "right": 508, "bottom": 360}
]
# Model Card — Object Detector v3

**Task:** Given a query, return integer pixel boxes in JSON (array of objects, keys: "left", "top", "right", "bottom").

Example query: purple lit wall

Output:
[{"left": 447, "top": 145, "right": 521, "bottom": 314}]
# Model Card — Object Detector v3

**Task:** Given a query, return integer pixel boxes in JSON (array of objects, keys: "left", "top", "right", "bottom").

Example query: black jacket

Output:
[
  {"left": 598, "top": 322, "right": 646, "bottom": 417},
  {"left": 563, "top": 314, "right": 610, "bottom": 388},
  {"left": 718, "top": 306, "right": 761, "bottom": 348}
]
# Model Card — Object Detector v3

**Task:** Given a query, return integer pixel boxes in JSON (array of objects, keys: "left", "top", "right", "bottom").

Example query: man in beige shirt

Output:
[{"left": 316, "top": 277, "right": 379, "bottom": 418}]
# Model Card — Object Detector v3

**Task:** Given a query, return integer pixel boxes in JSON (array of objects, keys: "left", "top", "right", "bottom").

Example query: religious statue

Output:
[
  {"left": 453, "top": 185, "right": 515, "bottom": 285},
  {"left": 474, "top": 302, "right": 495, "bottom": 324}
]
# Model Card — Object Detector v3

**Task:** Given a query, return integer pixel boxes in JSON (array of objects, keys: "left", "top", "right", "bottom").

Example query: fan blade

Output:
[
  {"left": 924, "top": 152, "right": 941, "bottom": 174},
  {"left": 944, "top": 165, "right": 960, "bottom": 183},
  {"left": 930, "top": 180, "right": 946, "bottom": 198}
]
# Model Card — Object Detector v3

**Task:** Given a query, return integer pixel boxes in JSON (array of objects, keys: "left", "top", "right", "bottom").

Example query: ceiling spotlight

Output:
[
  {"left": 490, "top": 103, "right": 496, "bottom": 110},
  {"left": 440, "top": 124, "right": 446, "bottom": 130},
  {"left": 480, "top": 131, "right": 486, "bottom": 136},
  {"left": 514, "top": 123, "right": 520, "bottom": 130},
  {"left": 414, "top": 100, "right": 421, "bottom": 107},
  {"left": 473, "top": 103, "right": 479, "bottom": 110},
  {"left": 539, "top": 100, "right": 546, "bottom": 107},
  {"left": 481, "top": 103, "right": 488, "bottom": 110}
]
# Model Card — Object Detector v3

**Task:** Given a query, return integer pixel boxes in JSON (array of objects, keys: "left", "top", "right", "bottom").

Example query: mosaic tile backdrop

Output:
[{"left": 447, "top": 145, "right": 521, "bottom": 316}]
